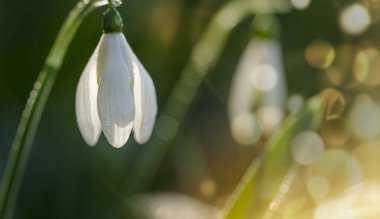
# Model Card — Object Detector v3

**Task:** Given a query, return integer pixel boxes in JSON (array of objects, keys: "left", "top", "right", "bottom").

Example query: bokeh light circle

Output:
[
  {"left": 340, "top": 4, "right": 370, "bottom": 35},
  {"left": 291, "top": 131, "right": 325, "bottom": 165},
  {"left": 231, "top": 113, "right": 262, "bottom": 146}
]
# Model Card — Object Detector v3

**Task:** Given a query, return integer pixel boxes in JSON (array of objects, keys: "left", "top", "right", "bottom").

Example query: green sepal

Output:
[
  {"left": 102, "top": 7, "right": 123, "bottom": 33},
  {"left": 251, "top": 14, "right": 281, "bottom": 40}
]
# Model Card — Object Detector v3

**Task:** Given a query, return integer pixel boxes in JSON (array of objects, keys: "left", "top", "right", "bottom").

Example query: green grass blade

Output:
[{"left": 222, "top": 98, "right": 324, "bottom": 219}]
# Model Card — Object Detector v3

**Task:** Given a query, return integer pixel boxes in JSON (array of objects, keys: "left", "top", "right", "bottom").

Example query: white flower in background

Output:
[
  {"left": 130, "top": 193, "right": 219, "bottom": 219},
  {"left": 75, "top": 7, "right": 157, "bottom": 148},
  {"left": 229, "top": 38, "right": 287, "bottom": 145}
]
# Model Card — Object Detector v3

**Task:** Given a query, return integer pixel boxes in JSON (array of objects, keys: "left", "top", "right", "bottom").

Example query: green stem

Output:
[
  {"left": 123, "top": 0, "right": 255, "bottom": 195},
  {"left": 0, "top": 1, "right": 102, "bottom": 218}
]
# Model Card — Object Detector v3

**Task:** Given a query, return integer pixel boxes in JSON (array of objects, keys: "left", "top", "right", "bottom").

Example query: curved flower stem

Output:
[
  {"left": 123, "top": 0, "right": 291, "bottom": 196},
  {"left": 123, "top": 0, "right": 258, "bottom": 195},
  {"left": 0, "top": 1, "right": 104, "bottom": 218}
]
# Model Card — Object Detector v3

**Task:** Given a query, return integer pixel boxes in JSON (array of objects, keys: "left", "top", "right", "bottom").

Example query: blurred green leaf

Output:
[{"left": 222, "top": 98, "right": 324, "bottom": 219}]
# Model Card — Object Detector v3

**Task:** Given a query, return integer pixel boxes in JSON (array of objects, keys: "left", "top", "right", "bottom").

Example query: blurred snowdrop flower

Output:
[
  {"left": 129, "top": 193, "right": 219, "bottom": 219},
  {"left": 229, "top": 15, "right": 286, "bottom": 145},
  {"left": 76, "top": 7, "right": 157, "bottom": 148}
]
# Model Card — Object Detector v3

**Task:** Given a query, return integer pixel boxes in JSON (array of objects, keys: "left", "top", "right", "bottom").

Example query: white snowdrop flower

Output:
[
  {"left": 76, "top": 7, "right": 157, "bottom": 148},
  {"left": 228, "top": 16, "right": 287, "bottom": 145}
]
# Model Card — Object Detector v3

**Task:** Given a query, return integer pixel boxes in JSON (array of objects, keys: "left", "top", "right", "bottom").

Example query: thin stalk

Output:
[
  {"left": 123, "top": 0, "right": 254, "bottom": 195},
  {"left": 0, "top": 1, "right": 103, "bottom": 218}
]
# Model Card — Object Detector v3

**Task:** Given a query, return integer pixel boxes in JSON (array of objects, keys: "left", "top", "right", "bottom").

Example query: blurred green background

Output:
[{"left": 1, "top": 0, "right": 379, "bottom": 218}]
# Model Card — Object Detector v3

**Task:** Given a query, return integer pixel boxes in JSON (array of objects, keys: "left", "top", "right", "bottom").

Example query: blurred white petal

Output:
[
  {"left": 122, "top": 40, "right": 157, "bottom": 144},
  {"left": 229, "top": 39, "right": 286, "bottom": 140},
  {"left": 259, "top": 41, "right": 286, "bottom": 119},
  {"left": 75, "top": 43, "right": 102, "bottom": 146},
  {"left": 130, "top": 193, "right": 219, "bottom": 219},
  {"left": 97, "top": 33, "right": 135, "bottom": 148}
]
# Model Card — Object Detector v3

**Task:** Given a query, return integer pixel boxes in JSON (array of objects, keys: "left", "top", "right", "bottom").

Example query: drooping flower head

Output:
[
  {"left": 229, "top": 15, "right": 287, "bottom": 145},
  {"left": 76, "top": 6, "right": 157, "bottom": 148}
]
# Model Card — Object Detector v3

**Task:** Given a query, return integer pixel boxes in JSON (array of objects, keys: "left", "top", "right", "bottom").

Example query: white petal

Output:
[
  {"left": 258, "top": 40, "right": 287, "bottom": 110},
  {"left": 228, "top": 39, "right": 287, "bottom": 137},
  {"left": 228, "top": 43, "right": 256, "bottom": 120},
  {"left": 75, "top": 42, "right": 102, "bottom": 146},
  {"left": 122, "top": 38, "right": 157, "bottom": 144},
  {"left": 97, "top": 33, "right": 135, "bottom": 148}
]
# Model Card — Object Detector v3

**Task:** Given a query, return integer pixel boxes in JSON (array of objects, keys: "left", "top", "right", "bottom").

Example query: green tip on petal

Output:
[
  {"left": 252, "top": 14, "right": 281, "bottom": 40},
  {"left": 102, "top": 7, "right": 123, "bottom": 33}
]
